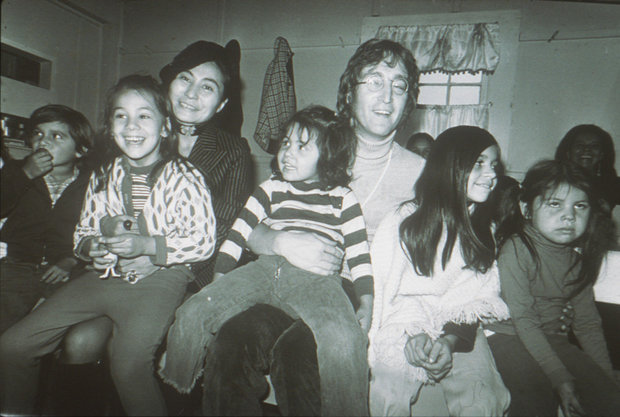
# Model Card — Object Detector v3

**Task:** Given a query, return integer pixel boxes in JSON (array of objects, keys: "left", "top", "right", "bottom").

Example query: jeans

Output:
[
  {"left": 161, "top": 255, "right": 369, "bottom": 416},
  {"left": 0, "top": 267, "right": 190, "bottom": 416},
  {"left": 201, "top": 304, "right": 295, "bottom": 416},
  {"left": 488, "top": 332, "right": 620, "bottom": 417},
  {"left": 370, "top": 327, "right": 510, "bottom": 417}
]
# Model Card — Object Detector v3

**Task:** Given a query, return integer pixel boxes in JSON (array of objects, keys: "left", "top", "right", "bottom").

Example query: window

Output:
[{"left": 417, "top": 71, "right": 486, "bottom": 106}]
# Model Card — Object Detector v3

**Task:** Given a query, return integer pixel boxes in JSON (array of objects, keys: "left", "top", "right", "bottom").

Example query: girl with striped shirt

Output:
[{"left": 160, "top": 106, "right": 373, "bottom": 410}]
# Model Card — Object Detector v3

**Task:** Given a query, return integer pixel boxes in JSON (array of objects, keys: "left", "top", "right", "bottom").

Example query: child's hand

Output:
[
  {"left": 356, "top": 295, "right": 373, "bottom": 332},
  {"left": 423, "top": 336, "right": 455, "bottom": 382},
  {"left": 22, "top": 148, "right": 53, "bottom": 180},
  {"left": 89, "top": 237, "right": 115, "bottom": 270},
  {"left": 557, "top": 381, "right": 585, "bottom": 417},
  {"left": 404, "top": 333, "right": 433, "bottom": 367},
  {"left": 40, "top": 257, "right": 77, "bottom": 284},
  {"left": 405, "top": 334, "right": 454, "bottom": 381},
  {"left": 101, "top": 234, "right": 155, "bottom": 259}
]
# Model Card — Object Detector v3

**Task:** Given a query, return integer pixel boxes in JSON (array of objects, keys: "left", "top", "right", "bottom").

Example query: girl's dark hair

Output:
[
  {"left": 400, "top": 125, "right": 499, "bottom": 276},
  {"left": 555, "top": 124, "right": 617, "bottom": 180},
  {"left": 271, "top": 105, "right": 354, "bottom": 190},
  {"left": 94, "top": 74, "right": 180, "bottom": 191},
  {"left": 501, "top": 159, "right": 615, "bottom": 296},
  {"left": 28, "top": 104, "right": 94, "bottom": 157},
  {"left": 337, "top": 39, "right": 419, "bottom": 127},
  {"left": 486, "top": 175, "right": 522, "bottom": 246}
]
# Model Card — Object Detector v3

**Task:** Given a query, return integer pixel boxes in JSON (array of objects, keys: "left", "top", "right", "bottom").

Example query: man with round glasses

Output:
[{"left": 200, "top": 39, "right": 426, "bottom": 416}]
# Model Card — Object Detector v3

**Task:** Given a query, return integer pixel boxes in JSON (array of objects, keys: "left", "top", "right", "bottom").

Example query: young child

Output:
[
  {"left": 368, "top": 126, "right": 511, "bottom": 416},
  {"left": 160, "top": 105, "right": 372, "bottom": 416},
  {"left": 0, "top": 104, "right": 94, "bottom": 334},
  {"left": 0, "top": 74, "right": 216, "bottom": 416},
  {"left": 486, "top": 159, "right": 620, "bottom": 417}
]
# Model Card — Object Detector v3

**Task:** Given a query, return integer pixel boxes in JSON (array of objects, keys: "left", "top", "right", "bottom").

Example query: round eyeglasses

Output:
[{"left": 356, "top": 74, "right": 409, "bottom": 96}]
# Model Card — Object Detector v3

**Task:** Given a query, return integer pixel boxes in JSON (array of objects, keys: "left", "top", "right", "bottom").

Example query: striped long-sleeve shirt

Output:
[{"left": 215, "top": 178, "right": 373, "bottom": 298}]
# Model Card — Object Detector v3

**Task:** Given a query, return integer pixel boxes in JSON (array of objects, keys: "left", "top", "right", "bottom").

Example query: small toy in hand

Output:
[{"left": 99, "top": 219, "right": 133, "bottom": 279}]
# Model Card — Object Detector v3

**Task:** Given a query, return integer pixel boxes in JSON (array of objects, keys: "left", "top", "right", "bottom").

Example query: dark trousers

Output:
[
  {"left": 488, "top": 332, "right": 620, "bottom": 417},
  {"left": 0, "top": 260, "right": 62, "bottom": 334},
  {"left": 201, "top": 282, "right": 359, "bottom": 417}
]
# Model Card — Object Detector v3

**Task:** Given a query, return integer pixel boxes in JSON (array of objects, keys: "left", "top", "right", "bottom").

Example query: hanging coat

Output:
[{"left": 253, "top": 36, "right": 296, "bottom": 154}]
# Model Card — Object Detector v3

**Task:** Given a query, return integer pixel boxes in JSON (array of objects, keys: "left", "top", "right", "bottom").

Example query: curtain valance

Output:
[{"left": 375, "top": 23, "right": 500, "bottom": 73}]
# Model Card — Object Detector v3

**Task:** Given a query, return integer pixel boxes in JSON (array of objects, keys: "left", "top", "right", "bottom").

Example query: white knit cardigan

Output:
[{"left": 368, "top": 204, "right": 509, "bottom": 383}]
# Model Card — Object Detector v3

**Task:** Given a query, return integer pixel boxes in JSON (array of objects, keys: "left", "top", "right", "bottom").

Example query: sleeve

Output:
[
  {"left": 73, "top": 172, "right": 109, "bottom": 260},
  {"left": 211, "top": 144, "right": 254, "bottom": 249},
  {"left": 214, "top": 181, "right": 271, "bottom": 274},
  {"left": 151, "top": 166, "right": 217, "bottom": 266},
  {"left": 498, "top": 239, "right": 573, "bottom": 388},
  {"left": 341, "top": 190, "right": 373, "bottom": 299},
  {"left": 570, "top": 284, "right": 614, "bottom": 375},
  {"left": 0, "top": 160, "right": 34, "bottom": 217}
]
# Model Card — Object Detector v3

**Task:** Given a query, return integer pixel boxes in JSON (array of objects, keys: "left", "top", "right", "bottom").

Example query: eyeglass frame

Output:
[{"left": 354, "top": 73, "right": 409, "bottom": 96}]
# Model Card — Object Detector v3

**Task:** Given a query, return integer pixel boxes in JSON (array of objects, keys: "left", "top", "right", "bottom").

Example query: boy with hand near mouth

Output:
[{"left": 0, "top": 104, "right": 94, "bottom": 334}]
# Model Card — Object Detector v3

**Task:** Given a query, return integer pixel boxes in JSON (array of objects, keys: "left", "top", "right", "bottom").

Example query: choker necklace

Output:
[{"left": 177, "top": 124, "right": 197, "bottom": 136}]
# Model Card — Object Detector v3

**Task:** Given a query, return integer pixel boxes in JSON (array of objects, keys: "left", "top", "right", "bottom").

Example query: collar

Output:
[{"left": 355, "top": 131, "right": 396, "bottom": 161}]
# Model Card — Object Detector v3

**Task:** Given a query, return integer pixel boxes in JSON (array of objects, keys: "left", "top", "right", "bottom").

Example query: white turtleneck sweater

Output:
[{"left": 350, "top": 133, "right": 425, "bottom": 243}]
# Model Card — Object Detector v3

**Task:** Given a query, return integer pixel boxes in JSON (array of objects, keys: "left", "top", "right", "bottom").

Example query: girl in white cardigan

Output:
[{"left": 368, "top": 126, "right": 510, "bottom": 416}]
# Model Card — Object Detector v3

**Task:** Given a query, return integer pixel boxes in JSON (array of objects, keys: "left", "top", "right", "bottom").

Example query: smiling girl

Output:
[
  {"left": 368, "top": 126, "right": 510, "bottom": 416},
  {"left": 0, "top": 75, "right": 216, "bottom": 416}
]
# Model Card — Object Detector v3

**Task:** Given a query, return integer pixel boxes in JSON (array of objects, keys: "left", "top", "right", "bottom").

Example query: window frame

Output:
[{"left": 416, "top": 70, "right": 489, "bottom": 107}]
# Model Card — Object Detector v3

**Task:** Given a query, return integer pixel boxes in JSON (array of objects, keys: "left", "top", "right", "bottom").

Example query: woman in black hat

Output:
[{"left": 160, "top": 40, "right": 254, "bottom": 288}]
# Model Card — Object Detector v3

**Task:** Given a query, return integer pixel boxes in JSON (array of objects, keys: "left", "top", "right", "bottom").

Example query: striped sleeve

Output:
[
  {"left": 215, "top": 180, "right": 273, "bottom": 274},
  {"left": 340, "top": 190, "right": 373, "bottom": 299}
]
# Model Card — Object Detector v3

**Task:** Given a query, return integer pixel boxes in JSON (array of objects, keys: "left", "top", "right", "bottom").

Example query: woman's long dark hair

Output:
[
  {"left": 93, "top": 74, "right": 183, "bottom": 192},
  {"left": 399, "top": 126, "right": 499, "bottom": 276},
  {"left": 500, "top": 159, "right": 615, "bottom": 296}
]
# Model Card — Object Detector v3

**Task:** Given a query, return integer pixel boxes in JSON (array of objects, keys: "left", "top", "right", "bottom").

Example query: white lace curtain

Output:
[{"left": 375, "top": 23, "right": 499, "bottom": 137}]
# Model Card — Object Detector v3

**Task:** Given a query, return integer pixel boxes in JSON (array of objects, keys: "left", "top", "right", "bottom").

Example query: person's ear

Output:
[
  {"left": 216, "top": 98, "right": 229, "bottom": 114},
  {"left": 161, "top": 117, "right": 172, "bottom": 137},
  {"left": 519, "top": 201, "right": 530, "bottom": 219}
]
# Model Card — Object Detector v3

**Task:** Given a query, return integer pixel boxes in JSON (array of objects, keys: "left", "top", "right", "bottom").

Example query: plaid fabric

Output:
[{"left": 253, "top": 37, "right": 296, "bottom": 153}]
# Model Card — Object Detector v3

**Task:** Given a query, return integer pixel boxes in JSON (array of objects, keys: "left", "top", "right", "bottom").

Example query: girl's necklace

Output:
[{"left": 361, "top": 146, "right": 393, "bottom": 209}]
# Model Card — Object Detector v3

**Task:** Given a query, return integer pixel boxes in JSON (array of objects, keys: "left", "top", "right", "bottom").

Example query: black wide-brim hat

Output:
[{"left": 159, "top": 40, "right": 231, "bottom": 86}]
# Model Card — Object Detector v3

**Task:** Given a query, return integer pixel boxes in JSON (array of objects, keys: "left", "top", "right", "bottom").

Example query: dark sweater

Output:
[
  {"left": 1, "top": 159, "right": 90, "bottom": 265},
  {"left": 487, "top": 224, "right": 612, "bottom": 387}
]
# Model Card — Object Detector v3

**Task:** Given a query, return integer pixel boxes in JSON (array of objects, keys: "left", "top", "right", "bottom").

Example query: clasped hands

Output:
[
  {"left": 405, "top": 333, "right": 456, "bottom": 382},
  {"left": 88, "top": 215, "right": 158, "bottom": 281}
]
